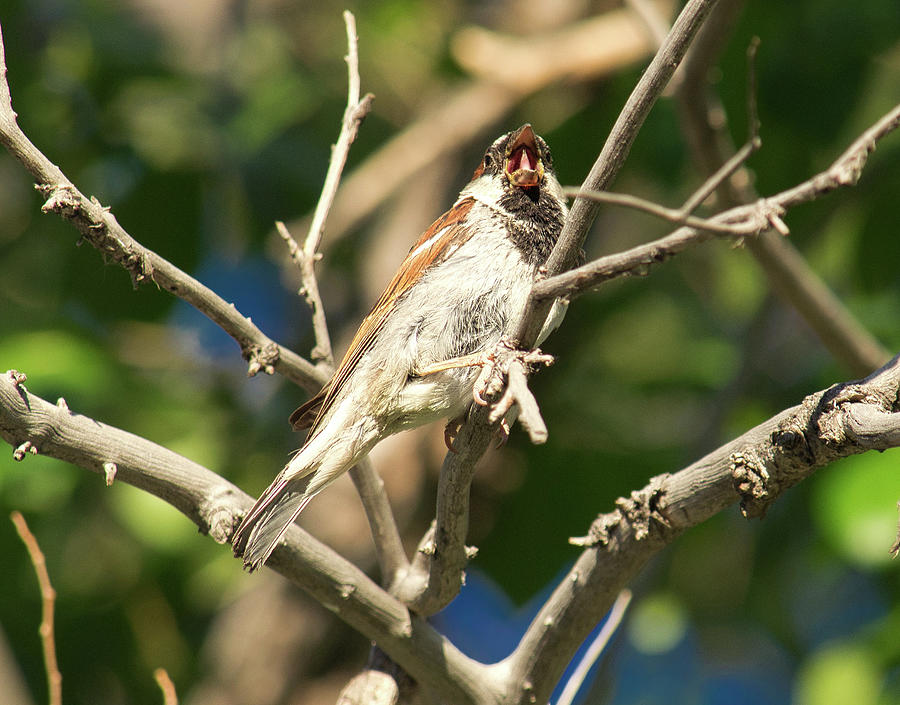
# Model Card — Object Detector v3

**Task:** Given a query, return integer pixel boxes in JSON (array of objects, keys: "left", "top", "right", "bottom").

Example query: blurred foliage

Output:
[{"left": 1, "top": 1, "right": 899, "bottom": 704}]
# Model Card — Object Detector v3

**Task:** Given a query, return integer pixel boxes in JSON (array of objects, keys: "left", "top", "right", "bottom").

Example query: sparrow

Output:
[{"left": 233, "top": 124, "right": 568, "bottom": 571}]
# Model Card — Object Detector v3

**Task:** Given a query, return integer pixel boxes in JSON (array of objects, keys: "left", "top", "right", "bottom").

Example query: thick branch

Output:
[
  {"left": 496, "top": 353, "right": 900, "bottom": 705},
  {"left": 0, "top": 23, "right": 324, "bottom": 394},
  {"left": 0, "top": 372, "right": 500, "bottom": 705}
]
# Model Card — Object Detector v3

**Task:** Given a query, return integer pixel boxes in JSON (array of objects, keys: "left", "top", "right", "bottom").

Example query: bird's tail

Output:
[
  {"left": 233, "top": 403, "right": 380, "bottom": 571},
  {"left": 232, "top": 472, "right": 315, "bottom": 572}
]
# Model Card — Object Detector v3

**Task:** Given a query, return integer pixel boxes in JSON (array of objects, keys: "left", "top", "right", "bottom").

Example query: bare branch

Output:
[
  {"left": 499, "top": 353, "right": 900, "bottom": 705},
  {"left": 11, "top": 511, "right": 62, "bottom": 705},
  {"left": 535, "top": 103, "right": 900, "bottom": 302},
  {"left": 492, "top": 361, "right": 547, "bottom": 444},
  {"left": 277, "top": 220, "right": 335, "bottom": 368},
  {"left": 349, "top": 458, "right": 410, "bottom": 590},
  {"left": 3, "top": 14, "right": 407, "bottom": 609},
  {"left": 0, "top": 23, "right": 325, "bottom": 394},
  {"left": 514, "top": 0, "right": 721, "bottom": 349},
  {"left": 306, "top": 12, "right": 374, "bottom": 260},
  {"left": 393, "top": 412, "right": 492, "bottom": 614},
  {"left": 336, "top": 646, "right": 414, "bottom": 705},
  {"left": 666, "top": 0, "right": 891, "bottom": 376},
  {"left": 290, "top": 10, "right": 374, "bottom": 368},
  {"left": 275, "top": 14, "right": 408, "bottom": 591},
  {"left": 558, "top": 113, "right": 759, "bottom": 237},
  {"left": 0, "top": 374, "right": 499, "bottom": 705}
]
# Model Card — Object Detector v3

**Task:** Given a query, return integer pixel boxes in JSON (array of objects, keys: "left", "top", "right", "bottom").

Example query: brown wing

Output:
[
  {"left": 289, "top": 386, "right": 327, "bottom": 430},
  {"left": 294, "top": 198, "right": 477, "bottom": 437}
]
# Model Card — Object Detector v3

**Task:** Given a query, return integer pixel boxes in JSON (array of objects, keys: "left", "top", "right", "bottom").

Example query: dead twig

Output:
[
  {"left": 554, "top": 590, "right": 633, "bottom": 705},
  {"left": 289, "top": 10, "right": 374, "bottom": 368},
  {"left": 275, "top": 12, "right": 408, "bottom": 591},
  {"left": 11, "top": 511, "right": 62, "bottom": 705},
  {"left": 153, "top": 668, "right": 178, "bottom": 705}
]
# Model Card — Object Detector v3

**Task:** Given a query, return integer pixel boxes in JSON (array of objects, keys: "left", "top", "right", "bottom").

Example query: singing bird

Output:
[{"left": 233, "top": 124, "right": 568, "bottom": 570}]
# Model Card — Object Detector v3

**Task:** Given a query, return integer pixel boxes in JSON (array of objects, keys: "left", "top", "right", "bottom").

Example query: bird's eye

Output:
[{"left": 483, "top": 154, "right": 493, "bottom": 168}]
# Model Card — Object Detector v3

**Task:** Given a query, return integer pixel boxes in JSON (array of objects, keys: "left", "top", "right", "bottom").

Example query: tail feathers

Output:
[{"left": 233, "top": 475, "right": 314, "bottom": 571}]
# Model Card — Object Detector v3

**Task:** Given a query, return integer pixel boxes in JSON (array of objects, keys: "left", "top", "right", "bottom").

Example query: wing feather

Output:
[{"left": 295, "top": 197, "right": 477, "bottom": 436}]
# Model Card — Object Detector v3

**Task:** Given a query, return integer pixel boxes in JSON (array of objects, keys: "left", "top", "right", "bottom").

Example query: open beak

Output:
[{"left": 505, "top": 124, "right": 543, "bottom": 188}]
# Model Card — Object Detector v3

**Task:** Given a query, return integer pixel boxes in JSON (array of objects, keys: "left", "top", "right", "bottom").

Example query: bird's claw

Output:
[{"left": 471, "top": 338, "right": 553, "bottom": 406}]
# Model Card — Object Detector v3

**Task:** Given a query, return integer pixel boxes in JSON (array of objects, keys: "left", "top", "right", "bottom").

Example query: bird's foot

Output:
[{"left": 472, "top": 338, "right": 554, "bottom": 406}]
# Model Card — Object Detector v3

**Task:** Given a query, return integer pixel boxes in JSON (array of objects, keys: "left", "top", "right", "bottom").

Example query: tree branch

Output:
[
  {"left": 0, "top": 371, "right": 500, "bottom": 705},
  {"left": 665, "top": 0, "right": 890, "bottom": 376},
  {"left": 496, "top": 353, "right": 900, "bottom": 705},
  {"left": 534, "top": 103, "right": 900, "bottom": 302},
  {"left": 514, "top": 0, "right": 721, "bottom": 349},
  {"left": 292, "top": 10, "right": 374, "bottom": 369},
  {"left": 289, "top": 2, "right": 673, "bottom": 249},
  {"left": 10, "top": 510, "right": 62, "bottom": 705},
  {"left": 2, "top": 15, "right": 409, "bottom": 609},
  {"left": 0, "top": 22, "right": 325, "bottom": 394}
]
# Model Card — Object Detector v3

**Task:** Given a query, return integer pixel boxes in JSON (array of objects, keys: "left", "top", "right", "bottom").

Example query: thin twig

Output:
[
  {"left": 11, "top": 511, "right": 63, "bottom": 705},
  {"left": 513, "top": 0, "right": 720, "bottom": 351},
  {"left": 153, "top": 668, "right": 178, "bottom": 705},
  {"left": 535, "top": 103, "right": 900, "bottom": 302},
  {"left": 305, "top": 11, "right": 374, "bottom": 258},
  {"left": 554, "top": 590, "right": 632, "bottom": 705},
  {"left": 284, "top": 3, "right": 671, "bottom": 249},
  {"left": 664, "top": 0, "right": 891, "bottom": 376},
  {"left": 275, "top": 14, "right": 408, "bottom": 587},
  {"left": 561, "top": 128, "right": 759, "bottom": 236},
  {"left": 276, "top": 220, "right": 334, "bottom": 367},
  {"left": 349, "top": 458, "right": 410, "bottom": 589},
  {"left": 292, "top": 10, "right": 374, "bottom": 367}
]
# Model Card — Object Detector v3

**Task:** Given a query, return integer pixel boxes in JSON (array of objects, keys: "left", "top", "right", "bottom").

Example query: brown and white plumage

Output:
[{"left": 232, "top": 124, "right": 568, "bottom": 571}]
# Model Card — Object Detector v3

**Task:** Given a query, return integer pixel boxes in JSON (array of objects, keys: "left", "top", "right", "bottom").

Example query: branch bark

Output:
[
  {"left": 0, "top": 371, "right": 501, "bottom": 705},
  {"left": 494, "top": 353, "right": 900, "bottom": 705},
  {"left": 533, "top": 103, "right": 900, "bottom": 302},
  {"left": 0, "top": 23, "right": 324, "bottom": 394},
  {"left": 6, "top": 342, "right": 898, "bottom": 705},
  {"left": 667, "top": 0, "right": 890, "bottom": 376}
]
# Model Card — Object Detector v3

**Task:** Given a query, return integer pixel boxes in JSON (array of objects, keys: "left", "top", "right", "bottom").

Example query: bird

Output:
[{"left": 232, "top": 124, "right": 568, "bottom": 571}]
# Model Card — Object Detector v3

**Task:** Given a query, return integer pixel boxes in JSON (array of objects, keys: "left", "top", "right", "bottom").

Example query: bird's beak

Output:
[{"left": 505, "top": 124, "right": 544, "bottom": 188}]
